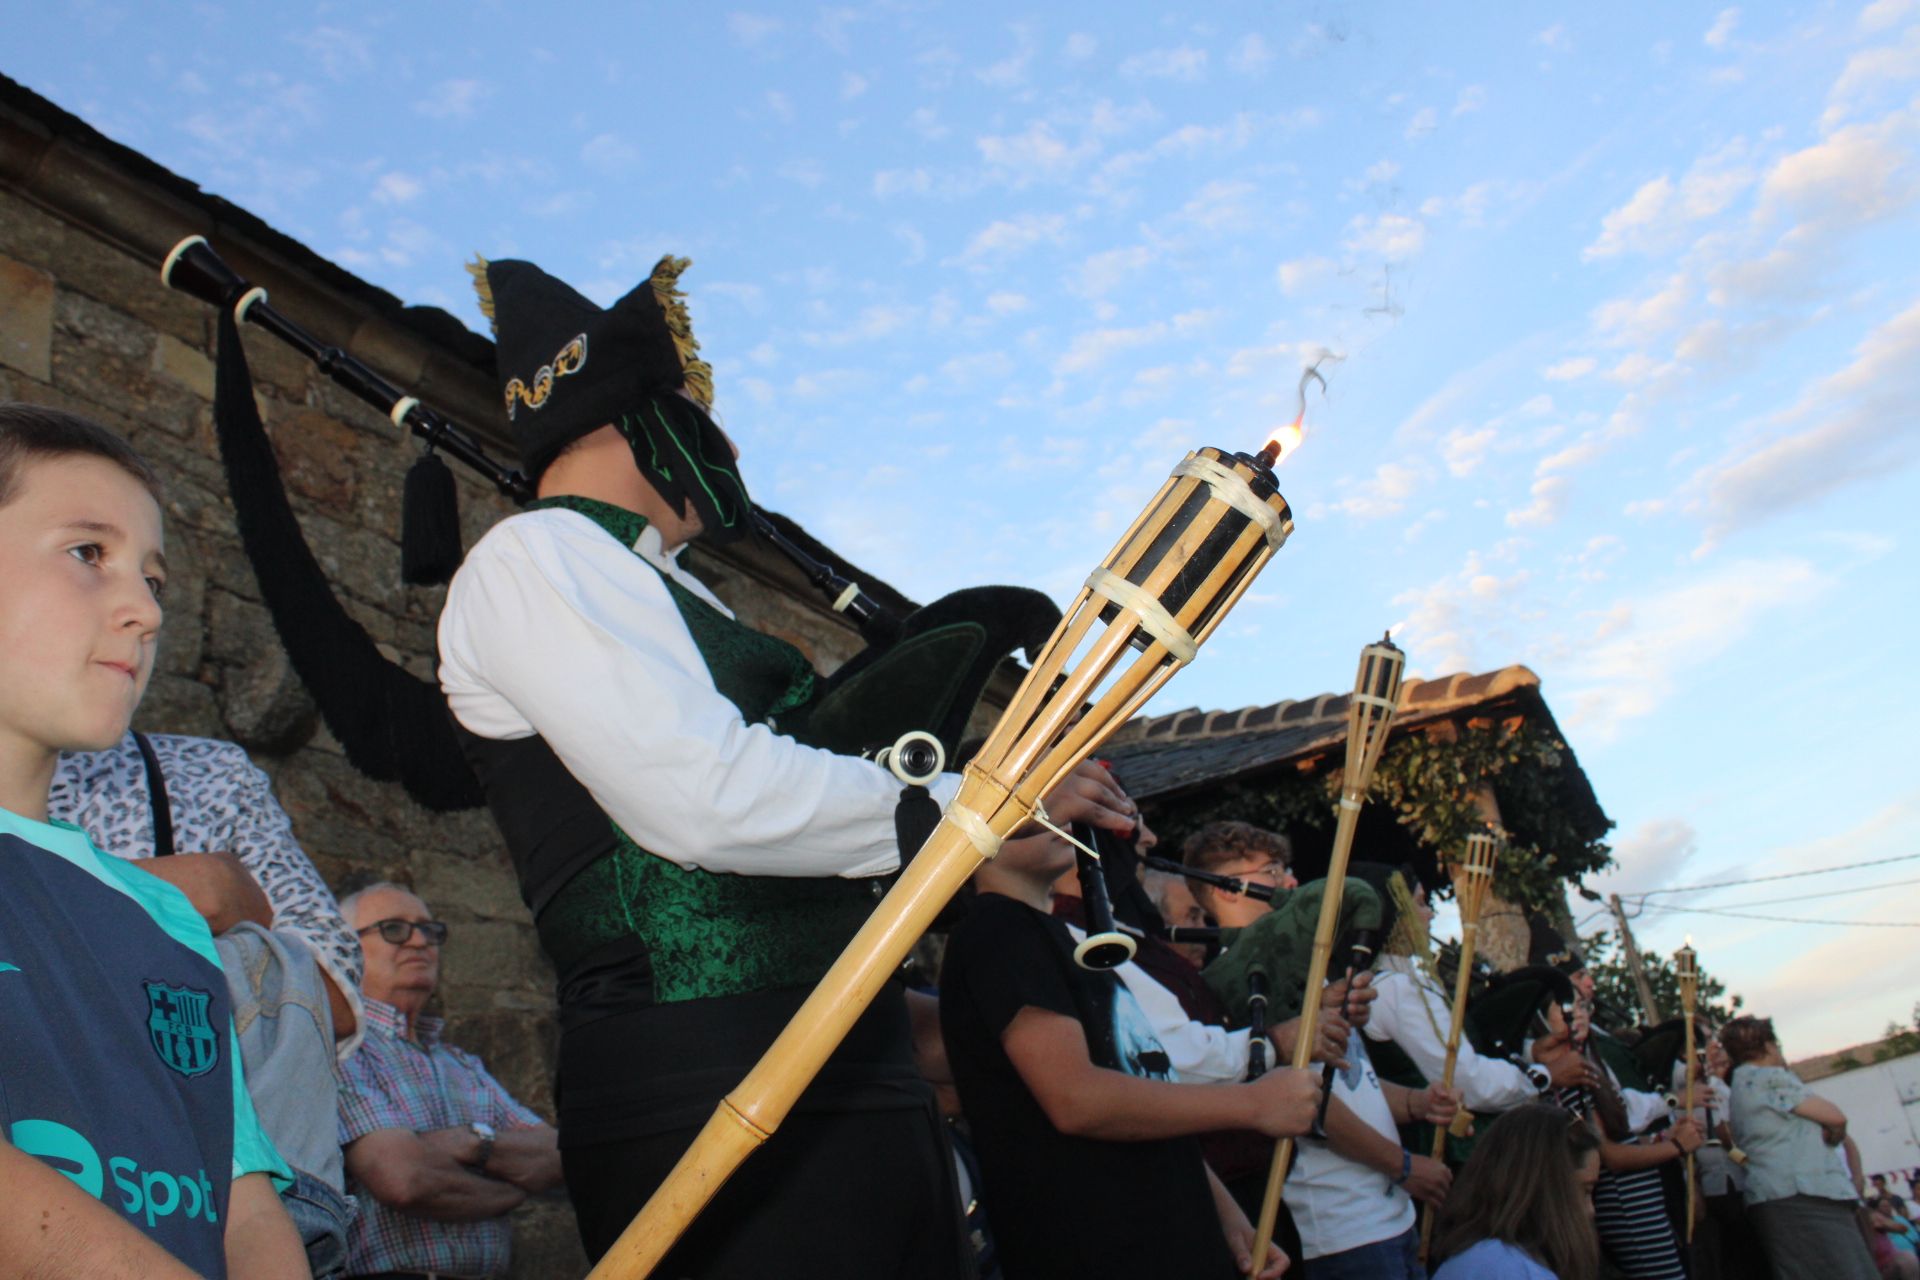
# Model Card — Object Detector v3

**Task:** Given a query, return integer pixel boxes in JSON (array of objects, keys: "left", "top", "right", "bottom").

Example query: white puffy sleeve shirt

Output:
[
  {"left": 1363, "top": 958, "right": 1539, "bottom": 1112},
  {"left": 438, "top": 508, "right": 956, "bottom": 879}
]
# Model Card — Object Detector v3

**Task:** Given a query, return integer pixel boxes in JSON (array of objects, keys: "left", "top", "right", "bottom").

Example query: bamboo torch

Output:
[
  {"left": 1247, "top": 634, "right": 1407, "bottom": 1273},
  {"left": 1417, "top": 826, "right": 1503, "bottom": 1261},
  {"left": 589, "top": 436, "right": 1300, "bottom": 1279},
  {"left": 1676, "top": 939, "right": 1699, "bottom": 1242}
]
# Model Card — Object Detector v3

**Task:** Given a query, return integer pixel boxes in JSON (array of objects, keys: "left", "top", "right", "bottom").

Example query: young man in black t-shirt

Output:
[{"left": 940, "top": 792, "right": 1321, "bottom": 1280}]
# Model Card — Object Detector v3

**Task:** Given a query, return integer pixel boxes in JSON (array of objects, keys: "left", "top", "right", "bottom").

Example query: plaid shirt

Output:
[{"left": 337, "top": 998, "right": 544, "bottom": 1278}]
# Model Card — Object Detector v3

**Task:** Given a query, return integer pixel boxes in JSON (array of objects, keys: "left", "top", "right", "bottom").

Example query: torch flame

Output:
[{"left": 1257, "top": 350, "right": 1341, "bottom": 467}]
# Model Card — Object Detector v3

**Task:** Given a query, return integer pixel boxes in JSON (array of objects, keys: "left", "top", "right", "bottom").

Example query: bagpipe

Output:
[
  {"left": 1142, "top": 853, "right": 1281, "bottom": 903},
  {"left": 159, "top": 236, "right": 1060, "bottom": 838}
]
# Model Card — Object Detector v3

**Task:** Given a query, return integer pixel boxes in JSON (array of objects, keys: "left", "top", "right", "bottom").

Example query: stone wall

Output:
[{"left": 0, "top": 162, "right": 879, "bottom": 1277}]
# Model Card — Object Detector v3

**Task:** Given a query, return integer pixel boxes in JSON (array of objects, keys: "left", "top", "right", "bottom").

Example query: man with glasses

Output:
[{"left": 335, "top": 882, "right": 562, "bottom": 1279}]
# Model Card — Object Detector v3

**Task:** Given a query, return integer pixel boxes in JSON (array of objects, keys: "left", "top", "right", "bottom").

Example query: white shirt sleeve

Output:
[
  {"left": 439, "top": 510, "right": 956, "bottom": 878},
  {"left": 1363, "top": 970, "right": 1538, "bottom": 1111},
  {"left": 1067, "top": 925, "right": 1251, "bottom": 1084}
]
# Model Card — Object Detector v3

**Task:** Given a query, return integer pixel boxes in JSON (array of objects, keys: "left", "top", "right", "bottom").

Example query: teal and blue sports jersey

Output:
[{"left": 0, "top": 807, "right": 287, "bottom": 1278}]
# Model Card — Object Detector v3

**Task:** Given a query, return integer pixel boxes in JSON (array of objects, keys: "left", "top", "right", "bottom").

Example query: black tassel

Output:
[{"left": 400, "top": 449, "right": 463, "bottom": 585}]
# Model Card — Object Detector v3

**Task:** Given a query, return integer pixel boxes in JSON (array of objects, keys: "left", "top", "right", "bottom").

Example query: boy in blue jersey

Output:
[{"left": 0, "top": 403, "right": 305, "bottom": 1279}]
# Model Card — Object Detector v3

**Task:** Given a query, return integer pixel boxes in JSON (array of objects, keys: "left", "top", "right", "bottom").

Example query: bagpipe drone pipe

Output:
[{"left": 160, "top": 235, "right": 1060, "bottom": 847}]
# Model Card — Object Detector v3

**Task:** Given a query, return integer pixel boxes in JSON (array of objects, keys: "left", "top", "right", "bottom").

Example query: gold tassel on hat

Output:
[
  {"left": 467, "top": 255, "right": 497, "bottom": 332},
  {"left": 649, "top": 255, "right": 715, "bottom": 408}
]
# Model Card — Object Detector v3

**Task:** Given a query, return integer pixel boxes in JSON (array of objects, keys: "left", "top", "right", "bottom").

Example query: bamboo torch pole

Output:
[
  {"left": 1417, "top": 827, "right": 1502, "bottom": 1261},
  {"left": 588, "top": 444, "right": 1297, "bottom": 1279},
  {"left": 1676, "top": 940, "right": 1699, "bottom": 1243},
  {"left": 1247, "top": 635, "right": 1406, "bottom": 1273}
]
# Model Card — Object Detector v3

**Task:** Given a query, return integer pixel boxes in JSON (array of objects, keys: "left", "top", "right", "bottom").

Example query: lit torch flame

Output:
[{"left": 1257, "top": 351, "right": 1340, "bottom": 467}]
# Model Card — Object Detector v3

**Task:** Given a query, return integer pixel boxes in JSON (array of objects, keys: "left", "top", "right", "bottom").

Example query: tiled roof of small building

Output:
[{"left": 1104, "top": 665, "right": 1557, "bottom": 801}]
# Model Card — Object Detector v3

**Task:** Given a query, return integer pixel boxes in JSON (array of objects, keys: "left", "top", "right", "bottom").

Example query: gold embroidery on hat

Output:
[{"left": 503, "top": 333, "right": 588, "bottom": 420}]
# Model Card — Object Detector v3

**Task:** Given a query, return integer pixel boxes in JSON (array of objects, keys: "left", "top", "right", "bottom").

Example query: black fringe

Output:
[{"left": 212, "top": 309, "right": 484, "bottom": 811}]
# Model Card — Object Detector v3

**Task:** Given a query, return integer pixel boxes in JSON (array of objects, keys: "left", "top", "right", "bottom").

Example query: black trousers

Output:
[{"left": 565, "top": 1104, "right": 974, "bottom": 1280}]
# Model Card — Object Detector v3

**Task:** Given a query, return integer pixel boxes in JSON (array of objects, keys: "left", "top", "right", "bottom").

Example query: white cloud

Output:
[
  {"left": 957, "top": 212, "right": 1068, "bottom": 263},
  {"left": 1076, "top": 245, "right": 1155, "bottom": 297},
  {"left": 1390, "top": 550, "right": 1532, "bottom": 674},
  {"left": 581, "top": 133, "right": 641, "bottom": 175},
  {"left": 1584, "top": 176, "right": 1675, "bottom": 260},
  {"left": 372, "top": 171, "right": 423, "bottom": 204},
  {"left": 1441, "top": 426, "right": 1496, "bottom": 477},
  {"left": 727, "top": 12, "right": 783, "bottom": 48},
  {"left": 985, "top": 291, "right": 1029, "bottom": 315},
  {"left": 1595, "top": 818, "right": 1702, "bottom": 895},
  {"left": 1690, "top": 298, "right": 1920, "bottom": 548},
  {"left": 1561, "top": 556, "right": 1823, "bottom": 741},
  {"left": 840, "top": 72, "right": 869, "bottom": 101},
  {"left": 1506, "top": 475, "right": 1569, "bottom": 528},
  {"left": 1757, "top": 113, "right": 1916, "bottom": 232},
  {"left": 1537, "top": 24, "right": 1571, "bottom": 50},
  {"left": 1704, "top": 7, "right": 1740, "bottom": 48},
  {"left": 415, "top": 78, "right": 487, "bottom": 120},
  {"left": 977, "top": 122, "right": 1098, "bottom": 183},
  {"left": 764, "top": 90, "right": 795, "bottom": 123},
  {"left": 1054, "top": 324, "right": 1161, "bottom": 375},
  {"left": 1229, "top": 34, "right": 1274, "bottom": 75},
  {"left": 1825, "top": 30, "right": 1920, "bottom": 126},
  {"left": 1861, "top": 0, "right": 1918, "bottom": 31},
  {"left": 1405, "top": 106, "right": 1438, "bottom": 140},
  {"left": 1064, "top": 32, "right": 1098, "bottom": 60},
  {"left": 872, "top": 168, "right": 932, "bottom": 198},
  {"left": 1592, "top": 273, "right": 1691, "bottom": 346},
  {"left": 1119, "top": 46, "right": 1209, "bottom": 81},
  {"left": 978, "top": 25, "right": 1038, "bottom": 89},
  {"left": 1453, "top": 85, "right": 1487, "bottom": 116},
  {"left": 1344, "top": 212, "right": 1427, "bottom": 259},
  {"left": 1543, "top": 356, "right": 1598, "bottom": 381},
  {"left": 1277, "top": 254, "right": 1335, "bottom": 295},
  {"left": 1331, "top": 461, "right": 1422, "bottom": 519}
]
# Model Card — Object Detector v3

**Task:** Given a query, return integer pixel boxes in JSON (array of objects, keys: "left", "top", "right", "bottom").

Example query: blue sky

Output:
[{"left": 13, "top": 1, "right": 1920, "bottom": 1055}]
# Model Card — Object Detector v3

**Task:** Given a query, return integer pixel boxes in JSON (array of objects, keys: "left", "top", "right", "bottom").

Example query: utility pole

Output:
[{"left": 1609, "top": 894, "right": 1663, "bottom": 1025}]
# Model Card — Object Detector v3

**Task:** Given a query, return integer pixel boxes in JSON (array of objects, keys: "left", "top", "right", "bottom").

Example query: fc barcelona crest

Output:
[{"left": 144, "top": 982, "right": 218, "bottom": 1078}]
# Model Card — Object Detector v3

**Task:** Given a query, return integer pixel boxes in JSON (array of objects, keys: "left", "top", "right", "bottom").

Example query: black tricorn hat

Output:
[
  {"left": 1468, "top": 964, "right": 1577, "bottom": 1061},
  {"left": 1528, "top": 914, "right": 1586, "bottom": 975},
  {"left": 470, "top": 254, "right": 714, "bottom": 477}
]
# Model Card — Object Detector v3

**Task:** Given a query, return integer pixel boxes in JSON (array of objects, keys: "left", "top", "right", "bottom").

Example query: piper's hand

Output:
[
  {"left": 1246, "top": 1067, "right": 1322, "bottom": 1138},
  {"left": 1034, "top": 761, "right": 1137, "bottom": 837},
  {"left": 1547, "top": 1052, "right": 1598, "bottom": 1091},
  {"left": 1272, "top": 1010, "right": 1351, "bottom": 1066},
  {"left": 1414, "top": 1085, "right": 1462, "bottom": 1129},
  {"left": 1670, "top": 1118, "right": 1704, "bottom": 1154},
  {"left": 1402, "top": 1154, "right": 1452, "bottom": 1206},
  {"left": 1330, "top": 973, "right": 1377, "bottom": 1030}
]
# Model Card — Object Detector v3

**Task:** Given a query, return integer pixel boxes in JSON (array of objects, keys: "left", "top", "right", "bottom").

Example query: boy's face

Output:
[{"left": 0, "top": 455, "right": 164, "bottom": 758}]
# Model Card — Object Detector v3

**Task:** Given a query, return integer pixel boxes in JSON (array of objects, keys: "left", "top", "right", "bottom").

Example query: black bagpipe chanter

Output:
[{"left": 159, "top": 235, "right": 1061, "bottom": 829}]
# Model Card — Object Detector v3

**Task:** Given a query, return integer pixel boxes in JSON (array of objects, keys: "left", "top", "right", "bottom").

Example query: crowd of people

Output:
[{"left": 0, "top": 243, "right": 1908, "bottom": 1280}]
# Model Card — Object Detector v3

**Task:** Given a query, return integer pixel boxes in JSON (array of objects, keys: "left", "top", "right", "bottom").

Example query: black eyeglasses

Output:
[{"left": 357, "top": 918, "right": 450, "bottom": 946}]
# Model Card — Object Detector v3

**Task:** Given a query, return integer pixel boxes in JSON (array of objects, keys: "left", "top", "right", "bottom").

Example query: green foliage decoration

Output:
[{"left": 1142, "top": 719, "right": 1613, "bottom": 913}]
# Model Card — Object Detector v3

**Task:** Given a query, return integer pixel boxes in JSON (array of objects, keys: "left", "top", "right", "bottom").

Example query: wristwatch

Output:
[
  {"left": 468, "top": 1121, "right": 497, "bottom": 1169},
  {"left": 1525, "top": 1062, "right": 1554, "bottom": 1095}
]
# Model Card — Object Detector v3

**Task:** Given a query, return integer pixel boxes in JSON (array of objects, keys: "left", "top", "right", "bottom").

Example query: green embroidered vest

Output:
[{"left": 530, "top": 497, "right": 885, "bottom": 1003}]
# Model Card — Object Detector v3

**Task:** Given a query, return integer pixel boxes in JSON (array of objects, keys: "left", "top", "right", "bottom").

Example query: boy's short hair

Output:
[
  {"left": 0, "top": 403, "right": 161, "bottom": 508},
  {"left": 1181, "top": 819, "right": 1291, "bottom": 875}
]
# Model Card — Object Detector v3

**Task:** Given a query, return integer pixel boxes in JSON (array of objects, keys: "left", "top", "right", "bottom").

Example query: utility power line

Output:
[
  {"left": 1631, "top": 851, "right": 1920, "bottom": 899},
  {"left": 1637, "top": 901, "right": 1920, "bottom": 929},
  {"left": 1657, "top": 874, "right": 1920, "bottom": 913}
]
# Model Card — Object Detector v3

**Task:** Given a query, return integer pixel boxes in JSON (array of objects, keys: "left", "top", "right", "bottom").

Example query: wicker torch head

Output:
[
  {"left": 1339, "top": 633, "right": 1406, "bottom": 794},
  {"left": 970, "top": 446, "right": 1293, "bottom": 818},
  {"left": 1675, "top": 942, "right": 1698, "bottom": 1006},
  {"left": 1458, "top": 827, "right": 1502, "bottom": 922}
]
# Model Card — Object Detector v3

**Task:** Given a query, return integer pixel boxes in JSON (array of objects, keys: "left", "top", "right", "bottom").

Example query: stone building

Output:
[{"left": 0, "top": 72, "right": 941, "bottom": 1274}]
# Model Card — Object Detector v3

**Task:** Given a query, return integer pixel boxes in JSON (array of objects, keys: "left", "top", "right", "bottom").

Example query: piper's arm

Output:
[{"left": 0, "top": 1137, "right": 200, "bottom": 1278}]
